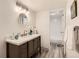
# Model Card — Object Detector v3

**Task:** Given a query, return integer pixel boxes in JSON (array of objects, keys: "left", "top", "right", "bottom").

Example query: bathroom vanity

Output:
[{"left": 6, "top": 34, "right": 41, "bottom": 58}]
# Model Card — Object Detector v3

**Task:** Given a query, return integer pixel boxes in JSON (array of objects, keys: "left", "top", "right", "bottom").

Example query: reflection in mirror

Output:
[{"left": 18, "top": 13, "right": 28, "bottom": 25}]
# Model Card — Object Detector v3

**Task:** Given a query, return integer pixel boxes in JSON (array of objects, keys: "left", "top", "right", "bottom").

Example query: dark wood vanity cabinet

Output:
[
  {"left": 33, "top": 38, "right": 38, "bottom": 53},
  {"left": 34, "top": 37, "right": 41, "bottom": 54},
  {"left": 28, "top": 36, "right": 41, "bottom": 57},
  {"left": 6, "top": 36, "right": 41, "bottom": 58},
  {"left": 6, "top": 42, "right": 28, "bottom": 58},
  {"left": 27, "top": 39, "right": 34, "bottom": 57}
]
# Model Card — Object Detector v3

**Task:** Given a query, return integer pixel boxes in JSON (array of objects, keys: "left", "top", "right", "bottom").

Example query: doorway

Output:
[{"left": 49, "top": 9, "right": 66, "bottom": 57}]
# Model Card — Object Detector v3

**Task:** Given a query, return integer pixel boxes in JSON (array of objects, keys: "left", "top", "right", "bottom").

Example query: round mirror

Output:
[{"left": 18, "top": 13, "right": 28, "bottom": 25}]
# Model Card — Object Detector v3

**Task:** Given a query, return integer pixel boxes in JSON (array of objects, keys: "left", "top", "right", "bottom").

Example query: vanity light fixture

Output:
[{"left": 16, "top": 0, "right": 29, "bottom": 11}]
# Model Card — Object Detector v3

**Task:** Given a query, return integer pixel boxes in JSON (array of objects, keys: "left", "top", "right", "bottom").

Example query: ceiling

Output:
[{"left": 20, "top": 0, "right": 67, "bottom": 12}]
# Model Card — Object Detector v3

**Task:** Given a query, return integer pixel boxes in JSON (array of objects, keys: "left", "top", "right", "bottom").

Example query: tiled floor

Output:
[
  {"left": 34, "top": 42, "right": 79, "bottom": 58},
  {"left": 66, "top": 49, "right": 79, "bottom": 58},
  {"left": 34, "top": 47, "right": 49, "bottom": 58},
  {"left": 48, "top": 43, "right": 64, "bottom": 58},
  {"left": 35, "top": 43, "right": 64, "bottom": 58}
]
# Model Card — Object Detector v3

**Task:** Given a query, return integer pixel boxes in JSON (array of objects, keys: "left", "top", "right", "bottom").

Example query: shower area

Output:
[{"left": 49, "top": 9, "right": 66, "bottom": 57}]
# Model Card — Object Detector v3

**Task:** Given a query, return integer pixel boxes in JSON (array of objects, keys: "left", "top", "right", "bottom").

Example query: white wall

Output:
[
  {"left": 29, "top": 11, "right": 36, "bottom": 27},
  {"left": 65, "top": 0, "right": 79, "bottom": 50},
  {"left": 0, "top": 0, "right": 36, "bottom": 57},
  {"left": 36, "top": 11, "right": 50, "bottom": 49}
]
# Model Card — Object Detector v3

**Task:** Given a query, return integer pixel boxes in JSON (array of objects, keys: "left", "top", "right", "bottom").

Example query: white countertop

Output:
[{"left": 6, "top": 34, "right": 40, "bottom": 46}]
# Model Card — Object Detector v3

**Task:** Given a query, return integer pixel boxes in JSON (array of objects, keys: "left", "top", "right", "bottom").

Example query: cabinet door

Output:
[
  {"left": 19, "top": 43, "right": 27, "bottom": 58},
  {"left": 37, "top": 36, "right": 41, "bottom": 52},
  {"left": 27, "top": 40, "right": 34, "bottom": 57},
  {"left": 33, "top": 38, "right": 38, "bottom": 54},
  {"left": 6, "top": 43, "right": 19, "bottom": 58}
]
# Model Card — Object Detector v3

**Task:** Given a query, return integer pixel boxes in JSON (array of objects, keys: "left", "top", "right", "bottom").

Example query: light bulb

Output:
[{"left": 15, "top": 6, "right": 21, "bottom": 12}]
